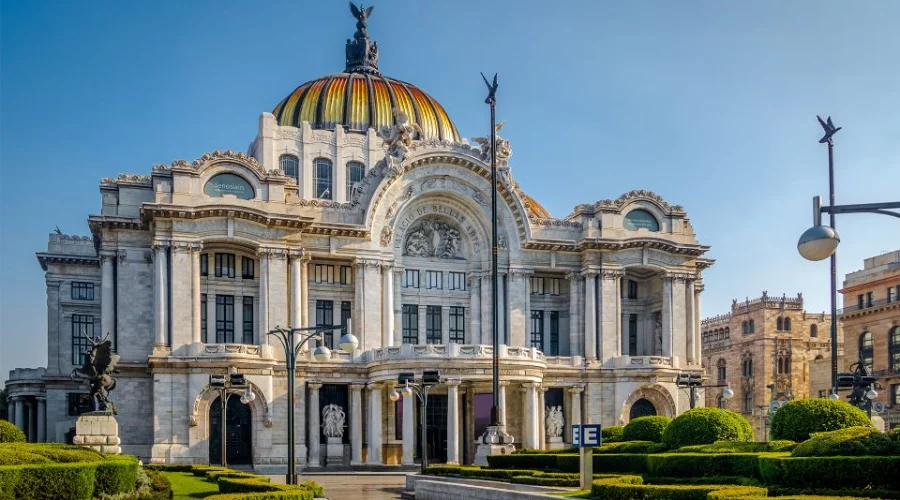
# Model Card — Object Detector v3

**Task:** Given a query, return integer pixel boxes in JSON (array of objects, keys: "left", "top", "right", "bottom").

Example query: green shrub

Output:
[
  {"left": 623, "top": 416, "right": 671, "bottom": 443},
  {"left": 206, "top": 469, "right": 268, "bottom": 483},
  {"left": 769, "top": 398, "right": 872, "bottom": 442},
  {"left": 791, "top": 425, "right": 900, "bottom": 457},
  {"left": 205, "top": 493, "right": 313, "bottom": 500},
  {"left": 191, "top": 464, "right": 228, "bottom": 476},
  {"left": 143, "top": 467, "right": 173, "bottom": 500},
  {"left": 299, "top": 480, "right": 324, "bottom": 498},
  {"left": 647, "top": 475, "right": 762, "bottom": 487},
  {"left": 767, "top": 485, "right": 900, "bottom": 500},
  {"left": 646, "top": 453, "right": 767, "bottom": 479},
  {"left": 674, "top": 440, "right": 796, "bottom": 454},
  {"left": 759, "top": 456, "right": 900, "bottom": 489},
  {"left": 95, "top": 455, "right": 140, "bottom": 495},
  {"left": 0, "top": 443, "right": 106, "bottom": 465},
  {"left": 486, "top": 453, "right": 558, "bottom": 470},
  {"left": 218, "top": 477, "right": 289, "bottom": 494},
  {"left": 595, "top": 441, "right": 668, "bottom": 454},
  {"left": 555, "top": 453, "right": 649, "bottom": 473},
  {"left": 590, "top": 475, "right": 766, "bottom": 500},
  {"left": 143, "top": 463, "right": 194, "bottom": 472},
  {"left": 0, "top": 421, "right": 25, "bottom": 444},
  {"left": 3, "top": 462, "right": 99, "bottom": 500},
  {"left": 513, "top": 447, "right": 576, "bottom": 454},
  {"left": 512, "top": 474, "right": 577, "bottom": 487},
  {"left": 603, "top": 426, "right": 625, "bottom": 440},
  {"left": 662, "top": 408, "right": 753, "bottom": 449},
  {"left": 426, "top": 464, "right": 531, "bottom": 480}
]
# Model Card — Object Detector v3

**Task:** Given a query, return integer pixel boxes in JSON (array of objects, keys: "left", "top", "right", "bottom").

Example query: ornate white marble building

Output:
[{"left": 5, "top": 6, "right": 712, "bottom": 469}]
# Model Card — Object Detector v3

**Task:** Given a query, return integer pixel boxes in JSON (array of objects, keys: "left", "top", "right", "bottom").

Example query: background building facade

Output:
[{"left": 701, "top": 293, "right": 838, "bottom": 440}]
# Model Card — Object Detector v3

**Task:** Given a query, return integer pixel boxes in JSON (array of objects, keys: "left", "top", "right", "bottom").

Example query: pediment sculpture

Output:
[{"left": 403, "top": 216, "right": 464, "bottom": 259}]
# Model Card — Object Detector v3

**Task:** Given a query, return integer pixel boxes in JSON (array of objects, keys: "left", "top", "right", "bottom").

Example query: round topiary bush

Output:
[
  {"left": 662, "top": 407, "right": 753, "bottom": 449},
  {"left": 769, "top": 398, "right": 872, "bottom": 442},
  {"left": 0, "top": 419, "right": 26, "bottom": 443},
  {"left": 602, "top": 425, "right": 625, "bottom": 442},
  {"left": 623, "top": 416, "right": 671, "bottom": 443}
]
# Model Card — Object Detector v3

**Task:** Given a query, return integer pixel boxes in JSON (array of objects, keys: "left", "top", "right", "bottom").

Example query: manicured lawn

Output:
[{"left": 161, "top": 471, "right": 220, "bottom": 500}]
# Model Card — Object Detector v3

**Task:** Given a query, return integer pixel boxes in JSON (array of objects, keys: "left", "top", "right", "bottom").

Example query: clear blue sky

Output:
[{"left": 2, "top": 1, "right": 898, "bottom": 378}]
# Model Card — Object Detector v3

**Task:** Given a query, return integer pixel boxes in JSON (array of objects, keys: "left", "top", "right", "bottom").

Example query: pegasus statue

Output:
[{"left": 71, "top": 333, "right": 119, "bottom": 414}]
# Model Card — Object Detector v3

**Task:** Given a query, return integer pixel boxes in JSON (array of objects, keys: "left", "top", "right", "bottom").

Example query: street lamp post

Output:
[
  {"left": 836, "top": 357, "right": 880, "bottom": 418},
  {"left": 209, "top": 369, "right": 254, "bottom": 468},
  {"left": 675, "top": 373, "right": 733, "bottom": 409},
  {"left": 267, "top": 320, "right": 358, "bottom": 485},
  {"left": 389, "top": 371, "right": 440, "bottom": 475},
  {"left": 797, "top": 116, "right": 900, "bottom": 396}
]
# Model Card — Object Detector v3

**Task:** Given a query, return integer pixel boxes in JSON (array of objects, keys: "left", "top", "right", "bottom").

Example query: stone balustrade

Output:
[{"left": 366, "top": 343, "right": 549, "bottom": 363}]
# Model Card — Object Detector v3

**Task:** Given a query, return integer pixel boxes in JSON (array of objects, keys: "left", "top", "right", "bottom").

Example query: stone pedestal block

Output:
[
  {"left": 325, "top": 437, "right": 343, "bottom": 465},
  {"left": 73, "top": 413, "right": 121, "bottom": 455},
  {"left": 473, "top": 425, "right": 516, "bottom": 466},
  {"left": 547, "top": 437, "right": 567, "bottom": 450}
]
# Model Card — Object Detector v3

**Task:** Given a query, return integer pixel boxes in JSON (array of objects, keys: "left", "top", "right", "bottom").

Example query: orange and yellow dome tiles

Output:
[{"left": 272, "top": 73, "right": 460, "bottom": 143}]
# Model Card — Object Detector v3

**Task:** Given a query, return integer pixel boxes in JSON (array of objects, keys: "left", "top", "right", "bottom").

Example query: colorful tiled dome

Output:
[{"left": 272, "top": 73, "right": 459, "bottom": 142}]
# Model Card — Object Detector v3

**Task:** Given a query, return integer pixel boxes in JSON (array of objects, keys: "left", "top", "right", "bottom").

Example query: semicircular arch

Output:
[{"left": 621, "top": 384, "right": 677, "bottom": 423}]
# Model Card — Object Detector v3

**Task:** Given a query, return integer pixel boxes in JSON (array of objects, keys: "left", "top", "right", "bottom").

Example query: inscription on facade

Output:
[{"left": 394, "top": 205, "right": 480, "bottom": 256}]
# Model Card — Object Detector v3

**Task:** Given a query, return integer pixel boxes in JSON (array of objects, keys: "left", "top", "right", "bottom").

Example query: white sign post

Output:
[{"left": 571, "top": 424, "right": 601, "bottom": 490}]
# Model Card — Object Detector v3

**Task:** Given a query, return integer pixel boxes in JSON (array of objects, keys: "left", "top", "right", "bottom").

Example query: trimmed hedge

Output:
[
  {"left": 663, "top": 408, "right": 753, "bottom": 449},
  {"left": 144, "top": 463, "right": 195, "bottom": 472},
  {"left": 791, "top": 425, "right": 900, "bottom": 457},
  {"left": 205, "top": 494, "right": 314, "bottom": 500},
  {"left": 0, "top": 461, "right": 99, "bottom": 500},
  {"left": 759, "top": 456, "right": 900, "bottom": 489},
  {"left": 143, "top": 467, "right": 174, "bottom": 500},
  {"left": 95, "top": 455, "right": 141, "bottom": 495},
  {"left": 0, "top": 442, "right": 106, "bottom": 465},
  {"left": 486, "top": 453, "right": 558, "bottom": 470},
  {"left": 769, "top": 398, "right": 872, "bottom": 442},
  {"left": 602, "top": 425, "right": 625, "bottom": 440},
  {"left": 556, "top": 453, "right": 649, "bottom": 473},
  {"left": 768, "top": 486, "right": 900, "bottom": 500},
  {"left": 590, "top": 475, "right": 766, "bottom": 500},
  {"left": 675, "top": 440, "right": 796, "bottom": 454},
  {"left": 426, "top": 464, "right": 529, "bottom": 480},
  {"left": 646, "top": 453, "right": 769, "bottom": 480},
  {"left": 0, "top": 421, "right": 25, "bottom": 443},
  {"left": 206, "top": 469, "right": 269, "bottom": 483},
  {"left": 623, "top": 416, "right": 671, "bottom": 443}
]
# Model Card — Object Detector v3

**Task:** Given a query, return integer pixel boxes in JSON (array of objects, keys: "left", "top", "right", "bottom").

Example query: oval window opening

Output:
[
  {"left": 204, "top": 173, "right": 254, "bottom": 200},
  {"left": 624, "top": 209, "right": 660, "bottom": 232}
]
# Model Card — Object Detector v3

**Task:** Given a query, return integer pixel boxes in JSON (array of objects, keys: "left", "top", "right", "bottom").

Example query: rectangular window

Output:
[
  {"left": 340, "top": 266, "right": 353, "bottom": 285},
  {"left": 628, "top": 313, "right": 638, "bottom": 356},
  {"left": 531, "top": 310, "right": 544, "bottom": 350},
  {"left": 67, "top": 393, "right": 94, "bottom": 416},
  {"left": 425, "top": 271, "right": 443, "bottom": 289},
  {"left": 531, "top": 277, "right": 544, "bottom": 295},
  {"left": 241, "top": 256, "right": 255, "bottom": 279},
  {"left": 242, "top": 297, "right": 254, "bottom": 344},
  {"left": 548, "top": 278, "right": 561, "bottom": 296},
  {"left": 71, "top": 314, "right": 94, "bottom": 365},
  {"left": 403, "top": 270, "right": 420, "bottom": 288},
  {"left": 426, "top": 306, "right": 442, "bottom": 344},
  {"left": 316, "top": 300, "right": 334, "bottom": 348},
  {"left": 449, "top": 272, "right": 466, "bottom": 291},
  {"left": 402, "top": 305, "right": 419, "bottom": 344},
  {"left": 214, "top": 253, "right": 236, "bottom": 278},
  {"left": 314, "top": 159, "right": 333, "bottom": 199},
  {"left": 449, "top": 306, "right": 465, "bottom": 343},
  {"left": 549, "top": 311, "right": 559, "bottom": 356},
  {"left": 627, "top": 280, "right": 638, "bottom": 299},
  {"left": 866, "top": 292, "right": 874, "bottom": 308},
  {"left": 340, "top": 301, "right": 352, "bottom": 346},
  {"left": 891, "top": 350, "right": 900, "bottom": 374},
  {"left": 201, "top": 294, "right": 207, "bottom": 343},
  {"left": 889, "top": 287, "right": 896, "bottom": 303},
  {"left": 71, "top": 282, "right": 95, "bottom": 301},
  {"left": 215, "top": 295, "right": 234, "bottom": 343},
  {"left": 314, "top": 264, "right": 335, "bottom": 284},
  {"left": 346, "top": 161, "right": 365, "bottom": 200},
  {"left": 858, "top": 294, "right": 864, "bottom": 310},
  {"left": 893, "top": 384, "right": 900, "bottom": 406},
  {"left": 200, "top": 253, "right": 208, "bottom": 276}
]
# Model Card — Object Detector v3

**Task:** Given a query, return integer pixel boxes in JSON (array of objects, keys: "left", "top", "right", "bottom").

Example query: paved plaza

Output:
[{"left": 268, "top": 473, "right": 408, "bottom": 500}]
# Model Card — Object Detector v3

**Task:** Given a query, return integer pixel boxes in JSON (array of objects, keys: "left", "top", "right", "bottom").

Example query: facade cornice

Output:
[
  {"left": 36, "top": 253, "right": 100, "bottom": 271},
  {"left": 141, "top": 204, "right": 313, "bottom": 230}
]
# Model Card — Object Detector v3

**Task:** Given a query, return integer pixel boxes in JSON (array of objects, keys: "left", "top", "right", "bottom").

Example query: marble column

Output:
[
  {"left": 671, "top": 275, "right": 687, "bottom": 363},
  {"left": 393, "top": 268, "right": 403, "bottom": 346},
  {"left": 498, "top": 381, "right": 509, "bottom": 426},
  {"left": 694, "top": 284, "right": 703, "bottom": 363},
  {"left": 27, "top": 400, "right": 36, "bottom": 443},
  {"left": 480, "top": 275, "right": 492, "bottom": 345},
  {"left": 599, "top": 270, "right": 622, "bottom": 361},
  {"left": 583, "top": 272, "right": 597, "bottom": 360},
  {"left": 524, "top": 274, "right": 532, "bottom": 347},
  {"left": 446, "top": 379, "right": 461, "bottom": 464},
  {"left": 685, "top": 278, "right": 696, "bottom": 364},
  {"left": 191, "top": 247, "right": 202, "bottom": 345},
  {"left": 567, "top": 386, "right": 583, "bottom": 443},
  {"left": 519, "top": 386, "right": 530, "bottom": 449},
  {"left": 258, "top": 251, "right": 270, "bottom": 345},
  {"left": 662, "top": 275, "right": 673, "bottom": 357},
  {"left": 468, "top": 273, "right": 481, "bottom": 344},
  {"left": 307, "top": 382, "right": 321, "bottom": 467},
  {"left": 441, "top": 305, "right": 450, "bottom": 344},
  {"left": 36, "top": 397, "right": 46, "bottom": 443},
  {"left": 14, "top": 398, "right": 24, "bottom": 434},
  {"left": 567, "top": 273, "right": 581, "bottom": 357},
  {"left": 290, "top": 253, "right": 302, "bottom": 350},
  {"left": 153, "top": 245, "right": 169, "bottom": 347},
  {"left": 366, "top": 384, "right": 383, "bottom": 464},
  {"left": 382, "top": 264, "right": 394, "bottom": 348},
  {"left": 300, "top": 256, "right": 310, "bottom": 328},
  {"left": 402, "top": 389, "right": 415, "bottom": 465},
  {"left": 538, "top": 387, "right": 546, "bottom": 449},
  {"left": 350, "top": 383, "right": 364, "bottom": 465},
  {"left": 100, "top": 252, "right": 115, "bottom": 338}
]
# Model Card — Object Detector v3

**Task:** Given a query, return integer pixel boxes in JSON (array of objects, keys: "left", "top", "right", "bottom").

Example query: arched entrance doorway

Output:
[
  {"left": 629, "top": 398, "right": 657, "bottom": 420},
  {"left": 209, "top": 395, "right": 253, "bottom": 465}
]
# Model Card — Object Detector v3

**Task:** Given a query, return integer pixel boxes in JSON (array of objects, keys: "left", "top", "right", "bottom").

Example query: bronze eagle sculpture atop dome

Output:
[{"left": 71, "top": 333, "right": 119, "bottom": 414}]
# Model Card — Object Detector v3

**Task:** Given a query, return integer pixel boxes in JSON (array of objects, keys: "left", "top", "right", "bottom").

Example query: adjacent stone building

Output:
[
  {"left": 701, "top": 293, "right": 838, "bottom": 440},
  {"left": 5, "top": 7, "right": 712, "bottom": 469},
  {"left": 838, "top": 250, "right": 900, "bottom": 429}
]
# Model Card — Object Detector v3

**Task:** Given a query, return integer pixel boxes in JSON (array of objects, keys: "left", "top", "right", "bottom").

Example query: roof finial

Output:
[{"left": 346, "top": 3, "right": 380, "bottom": 74}]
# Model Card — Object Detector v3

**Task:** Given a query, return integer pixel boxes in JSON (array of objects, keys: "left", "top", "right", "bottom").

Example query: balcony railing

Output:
[{"left": 840, "top": 297, "right": 899, "bottom": 314}]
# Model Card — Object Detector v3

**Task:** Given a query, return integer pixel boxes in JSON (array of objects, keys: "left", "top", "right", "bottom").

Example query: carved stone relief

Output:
[{"left": 402, "top": 216, "right": 464, "bottom": 259}]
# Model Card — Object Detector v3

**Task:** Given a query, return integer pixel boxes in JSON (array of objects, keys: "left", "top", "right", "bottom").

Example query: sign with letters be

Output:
[{"left": 571, "top": 424, "right": 602, "bottom": 447}]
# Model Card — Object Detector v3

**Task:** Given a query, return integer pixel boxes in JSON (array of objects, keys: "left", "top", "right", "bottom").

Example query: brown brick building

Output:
[
  {"left": 701, "top": 293, "right": 839, "bottom": 440},
  {"left": 837, "top": 250, "right": 900, "bottom": 429}
]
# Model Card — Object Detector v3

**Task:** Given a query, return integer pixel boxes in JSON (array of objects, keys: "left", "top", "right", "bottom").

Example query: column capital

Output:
[
  {"left": 152, "top": 241, "right": 171, "bottom": 251},
  {"left": 599, "top": 267, "right": 624, "bottom": 279},
  {"left": 379, "top": 261, "right": 395, "bottom": 272},
  {"left": 99, "top": 251, "right": 116, "bottom": 263},
  {"left": 171, "top": 241, "right": 201, "bottom": 253},
  {"left": 259, "top": 247, "right": 289, "bottom": 259},
  {"left": 366, "top": 382, "right": 382, "bottom": 391},
  {"left": 522, "top": 382, "right": 540, "bottom": 390},
  {"left": 355, "top": 258, "right": 380, "bottom": 269},
  {"left": 498, "top": 380, "right": 510, "bottom": 387},
  {"left": 580, "top": 269, "right": 598, "bottom": 279},
  {"left": 564, "top": 271, "right": 581, "bottom": 281},
  {"left": 287, "top": 248, "right": 306, "bottom": 261},
  {"left": 566, "top": 384, "right": 585, "bottom": 394},
  {"left": 444, "top": 378, "right": 462, "bottom": 387},
  {"left": 508, "top": 268, "right": 534, "bottom": 279},
  {"left": 307, "top": 381, "right": 323, "bottom": 390},
  {"left": 349, "top": 382, "right": 366, "bottom": 390},
  {"left": 664, "top": 271, "right": 695, "bottom": 282}
]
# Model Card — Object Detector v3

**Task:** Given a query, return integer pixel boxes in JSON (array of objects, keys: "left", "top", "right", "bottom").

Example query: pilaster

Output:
[
  {"left": 445, "top": 378, "right": 461, "bottom": 464},
  {"left": 307, "top": 382, "right": 322, "bottom": 467}
]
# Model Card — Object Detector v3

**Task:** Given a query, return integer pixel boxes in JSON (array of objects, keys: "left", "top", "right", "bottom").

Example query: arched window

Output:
[
  {"left": 810, "top": 324, "right": 818, "bottom": 338},
  {"left": 749, "top": 320, "right": 755, "bottom": 333},
  {"left": 280, "top": 154, "right": 299, "bottom": 178},
  {"left": 784, "top": 317, "right": 792, "bottom": 331},
  {"left": 776, "top": 317, "right": 783, "bottom": 331},
  {"left": 743, "top": 391, "right": 753, "bottom": 413},
  {"left": 742, "top": 321, "right": 748, "bottom": 335},
  {"left": 725, "top": 327, "right": 730, "bottom": 338},
  {"left": 345, "top": 161, "right": 365, "bottom": 200},
  {"left": 890, "top": 327, "right": 900, "bottom": 373},
  {"left": 743, "top": 354, "right": 754, "bottom": 377},
  {"left": 859, "top": 331, "right": 874, "bottom": 372},
  {"left": 717, "top": 359, "right": 727, "bottom": 381},
  {"left": 313, "top": 158, "right": 333, "bottom": 199},
  {"left": 623, "top": 209, "right": 660, "bottom": 231}
]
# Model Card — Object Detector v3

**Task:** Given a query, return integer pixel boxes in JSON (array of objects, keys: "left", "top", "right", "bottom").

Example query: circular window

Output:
[
  {"left": 624, "top": 209, "right": 660, "bottom": 232},
  {"left": 204, "top": 173, "right": 254, "bottom": 200}
]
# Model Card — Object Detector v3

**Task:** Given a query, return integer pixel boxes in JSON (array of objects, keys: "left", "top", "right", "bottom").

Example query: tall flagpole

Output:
[{"left": 483, "top": 73, "right": 500, "bottom": 428}]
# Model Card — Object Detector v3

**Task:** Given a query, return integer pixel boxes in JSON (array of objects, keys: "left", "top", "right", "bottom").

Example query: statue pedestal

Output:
[
  {"left": 474, "top": 425, "right": 516, "bottom": 466},
  {"left": 73, "top": 412, "right": 121, "bottom": 454},
  {"left": 325, "top": 437, "right": 343, "bottom": 465},
  {"left": 547, "top": 437, "right": 567, "bottom": 450}
]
